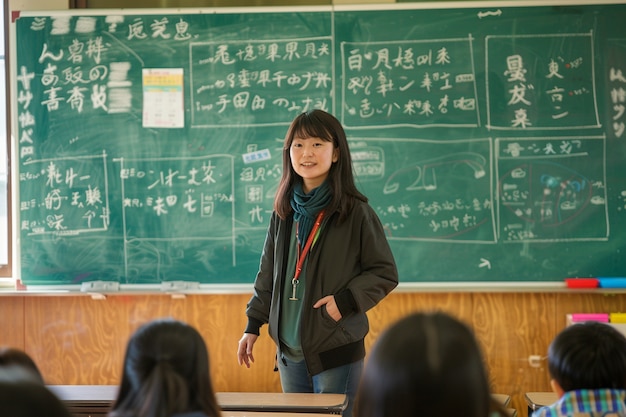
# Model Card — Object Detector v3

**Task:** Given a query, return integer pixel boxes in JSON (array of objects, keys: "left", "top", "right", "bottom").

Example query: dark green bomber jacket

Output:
[{"left": 244, "top": 199, "right": 399, "bottom": 376}]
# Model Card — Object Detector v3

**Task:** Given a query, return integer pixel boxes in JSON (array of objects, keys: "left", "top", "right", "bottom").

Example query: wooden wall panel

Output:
[
  {"left": 24, "top": 296, "right": 129, "bottom": 384},
  {"left": 363, "top": 291, "right": 474, "bottom": 347},
  {"left": 554, "top": 293, "right": 626, "bottom": 324},
  {"left": 184, "top": 294, "right": 281, "bottom": 392},
  {"left": 472, "top": 292, "right": 554, "bottom": 414},
  {"left": 3, "top": 290, "right": 626, "bottom": 417},
  {"left": 0, "top": 296, "right": 25, "bottom": 348}
]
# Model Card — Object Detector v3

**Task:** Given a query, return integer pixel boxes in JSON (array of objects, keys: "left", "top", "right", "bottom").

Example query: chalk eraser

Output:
[
  {"left": 598, "top": 278, "right": 626, "bottom": 288},
  {"left": 570, "top": 313, "right": 609, "bottom": 323},
  {"left": 565, "top": 278, "right": 599, "bottom": 288}
]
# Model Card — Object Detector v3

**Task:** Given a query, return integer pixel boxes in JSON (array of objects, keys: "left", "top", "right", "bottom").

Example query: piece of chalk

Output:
[
  {"left": 598, "top": 278, "right": 626, "bottom": 288},
  {"left": 565, "top": 278, "right": 599, "bottom": 288}
]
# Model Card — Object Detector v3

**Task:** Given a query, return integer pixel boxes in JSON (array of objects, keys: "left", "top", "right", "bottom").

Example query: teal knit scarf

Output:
[{"left": 290, "top": 181, "right": 332, "bottom": 246}]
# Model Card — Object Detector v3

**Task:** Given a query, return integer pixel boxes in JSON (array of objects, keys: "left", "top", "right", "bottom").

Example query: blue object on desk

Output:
[{"left": 598, "top": 278, "right": 626, "bottom": 288}]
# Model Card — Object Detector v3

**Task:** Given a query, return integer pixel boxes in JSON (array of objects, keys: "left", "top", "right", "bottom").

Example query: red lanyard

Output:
[{"left": 290, "top": 210, "right": 325, "bottom": 301}]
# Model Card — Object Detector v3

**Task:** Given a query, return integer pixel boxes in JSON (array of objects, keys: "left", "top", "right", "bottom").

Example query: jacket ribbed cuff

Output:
[
  {"left": 335, "top": 289, "right": 357, "bottom": 317},
  {"left": 244, "top": 316, "right": 264, "bottom": 336}
]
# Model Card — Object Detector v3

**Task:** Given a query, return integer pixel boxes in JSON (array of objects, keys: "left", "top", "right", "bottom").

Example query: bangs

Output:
[{"left": 292, "top": 114, "right": 333, "bottom": 142}]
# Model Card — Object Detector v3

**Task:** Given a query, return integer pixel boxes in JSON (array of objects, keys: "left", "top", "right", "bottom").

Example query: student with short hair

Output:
[
  {"left": 109, "top": 318, "right": 222, "bottom": 417},
  {"left": 533, "top": 321, "right": 626, "bottom": 417},
  {"left": 353, "top": 311, "right": 507, "bottom": 417}
]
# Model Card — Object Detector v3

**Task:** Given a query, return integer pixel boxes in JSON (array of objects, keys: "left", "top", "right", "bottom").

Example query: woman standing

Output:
[{"left": 237, "top": 109, "right": 398, "bottom": 417}]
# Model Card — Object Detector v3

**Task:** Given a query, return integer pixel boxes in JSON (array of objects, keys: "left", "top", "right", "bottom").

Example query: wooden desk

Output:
[
  {"left": 225, "top": 413, "right": 337, "bottom": 417},
  {"left": 525, "top": 392, "right": 558, "bottom": 416},
  {"left": 492, "top": 393, "right": 511, "bottom": 407},
  {"left": 48, "top": 386, "right": 347, "bottom": 415},
  {"left": 48, "top": 385, "right": 117, "bottom": 417},
  {"left": 48, "top": 384, "right": 118, "bottom": 402},
  {"left": 216, "top": 392, "right": 347, "bottom": 414}
]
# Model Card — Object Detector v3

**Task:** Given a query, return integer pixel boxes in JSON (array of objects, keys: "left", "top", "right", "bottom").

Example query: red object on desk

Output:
[{"left": 565, "top": 278, "right": 599, "bottom": 288}]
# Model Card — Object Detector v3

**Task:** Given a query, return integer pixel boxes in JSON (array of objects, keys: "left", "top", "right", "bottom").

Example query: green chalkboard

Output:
[{"left": 12, "top": 2, "right": 626, "bottom": 286}]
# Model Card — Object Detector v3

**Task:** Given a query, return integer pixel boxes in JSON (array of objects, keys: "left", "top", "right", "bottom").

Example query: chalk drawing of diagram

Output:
[
  {"left": 497, "top": 137, "right": 607, "bottom": 242},
  {"left": 355, "top": 138, "right": 495, "bottom": 242},
  {"left": 382, "top": 152, "right": 487, "bottom": 194}
]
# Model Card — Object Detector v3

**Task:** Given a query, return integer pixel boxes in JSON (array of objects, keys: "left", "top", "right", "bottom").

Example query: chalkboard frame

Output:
[{"left": 8, "top": 0, "right": 626, "bottom": 292}]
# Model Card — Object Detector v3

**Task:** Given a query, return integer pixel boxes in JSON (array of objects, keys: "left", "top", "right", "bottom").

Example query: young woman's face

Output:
[{"left": 290, "top": 136, "right": 338, "bottom": 193}]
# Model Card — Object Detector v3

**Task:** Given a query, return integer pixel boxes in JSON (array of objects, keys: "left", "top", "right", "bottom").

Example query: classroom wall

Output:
[{"left": 2, "top": 290, "right": 625, "bottom": 416}]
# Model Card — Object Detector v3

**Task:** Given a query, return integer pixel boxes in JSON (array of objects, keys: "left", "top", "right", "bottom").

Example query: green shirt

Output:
[
  {"left": 279, "top": 225, "right": 305, "bottom": 361},
  {"left": 279, "top": 220, "right": 326, "bottom": 361}
]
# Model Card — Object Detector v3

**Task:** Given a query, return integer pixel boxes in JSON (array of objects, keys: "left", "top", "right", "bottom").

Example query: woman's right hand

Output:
[{"left": 237, "top": 333, "right": 258, "bottom": 368}]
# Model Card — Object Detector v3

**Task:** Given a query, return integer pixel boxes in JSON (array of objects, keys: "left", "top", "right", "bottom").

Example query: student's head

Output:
[
  {"left": 354, "top": 311, "right": 492, "bottom": 417},
  {"left": 110, "top": 318, "right": 222, "bottom": 417},
  {"left": 548, "top": 321, "right": 626, "bottom": 394},
  {"left": 275, "top": 109, "right": 366, "bottom": 219},
  {"left": 0, "top": 380, "right": 72, "bottom": 417},
  {"left": 0, "top": 347, "right": 45, "bottom": 384}
]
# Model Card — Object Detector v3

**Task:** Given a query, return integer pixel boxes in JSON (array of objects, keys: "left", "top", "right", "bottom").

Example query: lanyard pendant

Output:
[{"left": 289, "top": 278, "right": 299, "bottom": 301}]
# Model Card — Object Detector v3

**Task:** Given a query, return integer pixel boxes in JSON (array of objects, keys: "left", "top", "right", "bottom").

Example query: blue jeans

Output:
[{"left": 277, "top": 355, "right": 363, "bottom": 417}]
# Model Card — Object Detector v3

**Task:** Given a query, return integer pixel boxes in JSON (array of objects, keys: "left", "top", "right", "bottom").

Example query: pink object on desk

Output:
[{"left": 570, "top": 313, "right": 609, "bottom": 323}]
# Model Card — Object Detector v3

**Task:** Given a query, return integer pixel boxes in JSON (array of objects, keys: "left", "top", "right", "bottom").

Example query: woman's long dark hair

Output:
[
  {"left": 274, "top": 109, "right": 366, "bottom": 221},
  {"left": 354, "top": 312, "right": 492, "bottom": 417},
  {"left": 109, "top": 318, "right": 222, "bottom": 417}
]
